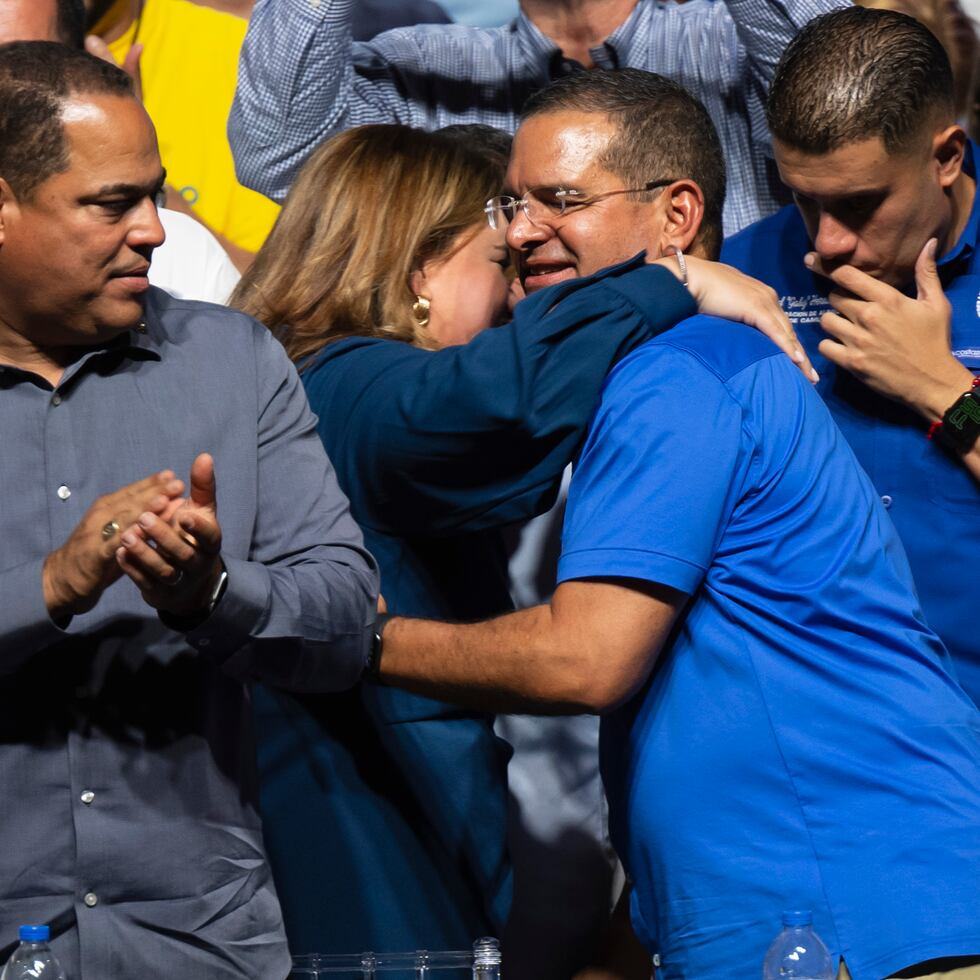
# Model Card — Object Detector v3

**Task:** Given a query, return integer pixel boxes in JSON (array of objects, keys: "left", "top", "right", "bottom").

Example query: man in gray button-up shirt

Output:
[{"left": 0, "top": 42, "right": 378, "bottom": 979}]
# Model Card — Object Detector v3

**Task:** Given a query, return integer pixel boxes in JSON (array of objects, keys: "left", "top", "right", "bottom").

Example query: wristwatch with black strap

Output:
[
  {"left": 366, "top": 612, "right": 392, "bottom": 678},
  {"left": 930, "top": 376, "right": 980, "bottom": 453}
]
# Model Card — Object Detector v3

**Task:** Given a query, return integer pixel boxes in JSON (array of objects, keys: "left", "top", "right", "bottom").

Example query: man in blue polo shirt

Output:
[
  {"left": 722, "top": 7, "right": 980, "bottom": 703},
  {"left": 368, "top": 68, "right": 980, "bottom": 980}
]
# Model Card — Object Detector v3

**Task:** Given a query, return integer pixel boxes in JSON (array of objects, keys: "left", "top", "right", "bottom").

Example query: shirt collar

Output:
[
  {"left": 57, "top": 320, "right": 162, "bottom": 390},
  {"left": 938, "top": 139, "right": 979, "bottom": 274},
  {"left": 0, "top": 296, "right": 163, "bottom": 389},
  {"left": 514, "top": 0, "right": 647, "bottom": 80}
]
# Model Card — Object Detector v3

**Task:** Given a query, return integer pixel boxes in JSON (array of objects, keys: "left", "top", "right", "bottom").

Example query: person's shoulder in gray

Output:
[
  {"left": 230, "top": 0, "right": 850, "bottom": 234},
  {"left": 0, "top": 41, "right": 377, "bottom": 978}
]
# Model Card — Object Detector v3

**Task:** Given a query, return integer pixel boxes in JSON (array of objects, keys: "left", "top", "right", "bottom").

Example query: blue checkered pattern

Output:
[{"left": 230, "top": 0, "right": 848, "bottom": 235}]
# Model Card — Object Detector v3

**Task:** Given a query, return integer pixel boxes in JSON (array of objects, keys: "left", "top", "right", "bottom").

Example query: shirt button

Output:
[
  {"left": 881, "top": 494, "right": 893, "bottom": 509},
  {"left": 80, "top": 790, "right": 95, "bottom": 805},
  {"left": 57, "top": 485, "right": 71, "bottom": 500},
  {"left": 51, "top": 393, "right": 62, "bottom": 406},
  {"left": 83, "top": 892, "right": 98, "bottom": 907}
]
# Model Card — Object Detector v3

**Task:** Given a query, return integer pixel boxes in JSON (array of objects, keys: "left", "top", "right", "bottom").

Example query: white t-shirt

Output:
[{"left": 151, "top": 209, "right": 240, "bottom": 305}]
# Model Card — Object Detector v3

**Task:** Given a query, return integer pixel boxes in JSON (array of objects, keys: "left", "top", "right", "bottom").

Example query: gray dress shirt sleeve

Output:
[
  {"left": 185, "top": 326, "right": 379, "bottom": 691},
  {"left": 229, "top": 0, "right": 847, "bottom": 231}
]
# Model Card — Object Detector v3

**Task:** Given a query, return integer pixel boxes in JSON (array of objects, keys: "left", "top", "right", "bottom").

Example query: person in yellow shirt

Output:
[{"left": 87, "top": 0, "right": 279, "bottom": 269}]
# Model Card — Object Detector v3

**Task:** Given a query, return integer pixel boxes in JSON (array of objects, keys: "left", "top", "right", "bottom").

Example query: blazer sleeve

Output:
[{"left": 305, "top": 257, "right": 697, "bottom": 536}]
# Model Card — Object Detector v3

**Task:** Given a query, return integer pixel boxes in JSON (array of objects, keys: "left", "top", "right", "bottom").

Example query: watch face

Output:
[
  {"left": 949, "top": 394, "right": 980, "bottom": 429},
  {"left": 942, "top": 390, "right": 980, "bottom": 451}
]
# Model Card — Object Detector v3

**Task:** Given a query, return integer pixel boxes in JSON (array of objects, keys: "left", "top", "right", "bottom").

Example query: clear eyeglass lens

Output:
[{"left": 487, "top": 197, "right": 521, "bottom": 228}]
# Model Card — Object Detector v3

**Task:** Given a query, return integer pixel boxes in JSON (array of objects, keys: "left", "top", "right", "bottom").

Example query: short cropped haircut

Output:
[
  {"left": 767, "top": 7, "right": 955, "bottom": 155},
  {"left": 0, "top": 41, "right": 132, "bottom": 199},
  {"left": 520, "top": 68, "right": 727, "bottom": 258},
  {"left": 57, "top": 0, "right": 87, "bottom": 48},
  {"left": 438, "top": 123, "right": 513, "bottom": 169}
]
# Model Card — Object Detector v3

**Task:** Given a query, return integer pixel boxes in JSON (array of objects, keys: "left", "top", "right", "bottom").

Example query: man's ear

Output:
[
  {"left": 0, "top": 178, "right": 16, "bottom": 245},
  {"left": 655, "top": 180, "right": 705, "bottom": 256},
  {"left": 934, "top": 124, "right": 967, "bottom": 190}
]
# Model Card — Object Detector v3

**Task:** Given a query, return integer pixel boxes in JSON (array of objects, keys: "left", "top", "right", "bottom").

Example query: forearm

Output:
[
  {"left": 717, "top": 0, "right": 850, "bottom": 183},
  {"left": 230, "top": 0, "right": 360, "bottom": 200},
  {"left": 377, "top": 579, "right": 680, "bottom": 713},
  {"left": 378, "top": 605, "right": 597, "bottom": 714}
]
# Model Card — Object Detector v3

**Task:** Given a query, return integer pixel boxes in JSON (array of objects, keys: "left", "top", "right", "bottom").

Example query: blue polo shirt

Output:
[
  {"left": 557, "top": 317, "right": 980, "bottom": 980},
  {"left": 721, "top": 144, "right": 980, "bottom": 704}
]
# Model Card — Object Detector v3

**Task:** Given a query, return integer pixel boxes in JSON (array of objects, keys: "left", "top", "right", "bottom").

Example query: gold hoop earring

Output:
[{"left": 412, "top": 295, "right": 430, "bottom": 327}]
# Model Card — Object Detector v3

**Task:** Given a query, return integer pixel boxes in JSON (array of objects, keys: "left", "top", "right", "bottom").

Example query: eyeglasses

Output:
[{"left": 484, "top": 179, "right": 676, "bottom": 230}]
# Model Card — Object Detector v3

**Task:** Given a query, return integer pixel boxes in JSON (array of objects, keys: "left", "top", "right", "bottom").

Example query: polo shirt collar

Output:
[{"left": 938, "top": 139, "right": 979, "bottom": 274}]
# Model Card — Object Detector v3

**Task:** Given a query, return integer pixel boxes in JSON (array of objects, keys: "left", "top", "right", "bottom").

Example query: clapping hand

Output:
[
  {"left": 43, "top": 471, "right": 185, "bottom": 620},
  {"left": 115, "top": 453, "right": 224, "bottom": 618}
]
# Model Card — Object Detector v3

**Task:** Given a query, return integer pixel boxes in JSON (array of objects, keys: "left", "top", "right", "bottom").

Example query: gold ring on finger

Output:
[{"left": 101, "top": 519, "right": 121, "bottom": 541}]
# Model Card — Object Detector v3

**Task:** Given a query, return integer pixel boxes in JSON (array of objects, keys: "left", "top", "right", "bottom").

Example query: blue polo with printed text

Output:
[{"left": 722, "top": 142, "right": 980, "bottom": 703}]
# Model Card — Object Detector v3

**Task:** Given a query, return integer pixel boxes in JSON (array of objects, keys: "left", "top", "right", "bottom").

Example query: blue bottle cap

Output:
[
  {"left": 19, "top": 925, "right": 49, "bottom": 942},
  {"left": 781, "top": 910, "right": 813, "bottom": 927}
]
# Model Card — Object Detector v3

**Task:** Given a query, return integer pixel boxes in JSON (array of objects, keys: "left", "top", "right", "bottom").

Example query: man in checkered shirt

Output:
[{"left": 230, "top": 0, "right": 848, "bottom": 236}]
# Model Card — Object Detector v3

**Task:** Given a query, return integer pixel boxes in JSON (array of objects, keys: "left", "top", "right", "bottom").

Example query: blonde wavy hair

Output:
[{"left": 230, "top": 124, "right": 508, "bottom": 363}]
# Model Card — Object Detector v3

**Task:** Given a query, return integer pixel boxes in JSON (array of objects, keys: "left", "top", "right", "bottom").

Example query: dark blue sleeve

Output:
[{"left": 303, "top": 256, "right": 697, "bottom": 535}]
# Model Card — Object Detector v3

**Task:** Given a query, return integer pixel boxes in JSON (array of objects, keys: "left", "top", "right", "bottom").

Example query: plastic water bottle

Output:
[
  {"left": 762, "top": 910, "right": 834, "bottom": 979},
  {"left": 471, "top": 937, "right": 501, "bottom": 980},
  {"left": 1, "top": 925, "right": 67, "bottom": 980}
]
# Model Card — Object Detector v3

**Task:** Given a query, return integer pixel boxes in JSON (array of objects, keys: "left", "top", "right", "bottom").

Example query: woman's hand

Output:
[{"left": 653, "top": 254, "right": 818, "bottom": 382}]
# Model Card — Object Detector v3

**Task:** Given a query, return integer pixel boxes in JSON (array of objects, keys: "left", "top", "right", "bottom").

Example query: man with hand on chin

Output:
[
  {"left": 0, "top": 41, "right": 376, "bottom": 979},
  {"left": 722, "top": 6, "right": 980, "bottom": 704}
]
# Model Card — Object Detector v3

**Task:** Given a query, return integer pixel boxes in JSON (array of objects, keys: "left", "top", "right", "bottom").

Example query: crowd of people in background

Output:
[{"left": 1, "top": 1, "right": 979, "bottom": 980}]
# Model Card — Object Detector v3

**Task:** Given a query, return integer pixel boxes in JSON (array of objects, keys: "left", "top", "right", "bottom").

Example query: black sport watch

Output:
[{"left": 938, "top": 381, "right": 980, "bottom": 453}]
